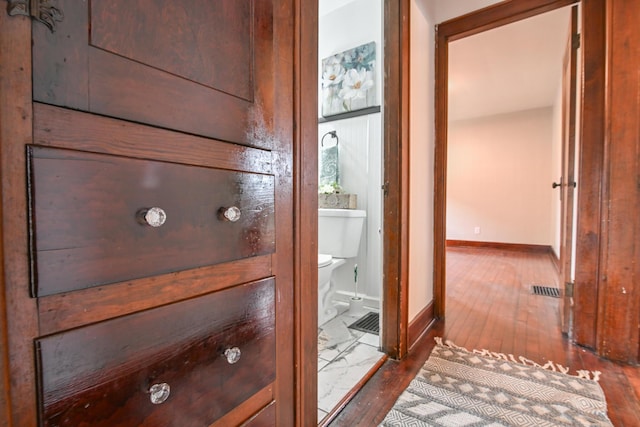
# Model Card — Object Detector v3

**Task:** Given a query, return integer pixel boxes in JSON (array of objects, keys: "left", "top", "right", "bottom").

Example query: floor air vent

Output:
[
  {"left": 532, "top": 285, "right": 560, "bottom": 298},
  {"left": 348, "top": 312, "right": 380, "bottom": 335}
]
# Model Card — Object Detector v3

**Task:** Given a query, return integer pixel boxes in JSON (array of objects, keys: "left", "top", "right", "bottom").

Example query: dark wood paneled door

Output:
[{"left": 2, "top": 0, "right": 295, "bottom": 425}]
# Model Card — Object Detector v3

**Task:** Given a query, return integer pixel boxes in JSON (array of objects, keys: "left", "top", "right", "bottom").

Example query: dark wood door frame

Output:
[
  {"left": 432, "top": 0, "right": 640, "bottom": 364},
  {"left": 381, "top": 0, "right": 411, "bottom": 360},
  {"left": 559, "top": 5, "right": 579, "bottom": 336},
  {"left": 295, "top": 0, "right": 320, "bottom": 425},
  {"left": 434, "top": 0, "right": 599, "bottom": 323},
  {"left": 296, "top": 0, "right": 410, "bottom": 423}
]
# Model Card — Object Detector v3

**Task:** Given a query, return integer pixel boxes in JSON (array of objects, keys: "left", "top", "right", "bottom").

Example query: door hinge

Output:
[
  {"left": 565, "top": 282, "right": 574, "bottom": 298},
  {"left": 7, "top": 0, "right": 63, "bottom": 33},
  {"left": 381, "top": 181, "right": 389, "bottom": 196},
  {"left": 572, "top": 33, "right": 581, "bottom": 50}
]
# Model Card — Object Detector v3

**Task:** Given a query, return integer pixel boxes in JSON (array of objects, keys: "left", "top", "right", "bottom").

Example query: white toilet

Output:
[{"left": 318, "top": 208, "right": 366, "bottom": 326}]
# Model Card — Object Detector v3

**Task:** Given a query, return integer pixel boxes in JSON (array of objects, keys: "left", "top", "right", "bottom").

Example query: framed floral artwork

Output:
[{"left": 321, "top": 41, "right": 377, "bottom": 117}]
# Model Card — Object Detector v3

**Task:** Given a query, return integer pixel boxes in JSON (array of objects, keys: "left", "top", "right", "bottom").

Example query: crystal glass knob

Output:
[
  {"left": 224, "top": 347, "right": 241, "bottom": 364},
  {"left": 220, "top": 206, "right": 241, "bottom": 222},
  {"left": 149, "top": 382, "right": 170, "bottom": 404},
  {"left": 139, "top": 207, "right": 167, "bottom": 227}
]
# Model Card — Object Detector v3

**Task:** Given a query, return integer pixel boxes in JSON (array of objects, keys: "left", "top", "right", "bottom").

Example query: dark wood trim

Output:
[
  {"left": 0, "top": 10, "right": 40, "bottom": 426},
  {"left": 300, "top": 0, "right": 409, "bottom": 421},
  {"left": 408, "top": 301, "right": 435, "bottom": 350},
  {"left": 382, "top": 0, "right": 410, "bottom": 360},
  {"left": 442, "top": 0, "right": 578, "bottom": 42},
  {"left": 37, "top": 256, "right": 272, "bottom": 336},
  {"left": 573, "top": 0, "right": 606, "bottom": 350},
  {"left": 273, "top": 1, "right": 298, "bottom": 423},
  {"left": 433, "top": 0, "right": 594, "bottom": 327},
  {"left": 433, "top": 21, "right": 447, "bottom": 320},
  {"left": 446, "top": 240, "right": 553, "bottom": 254},
  {"left": 594, "top": 0, "right": 640, "bottom": 363},
  {"left": 295, "top": 0, "right": 319, "bottom": 424}
]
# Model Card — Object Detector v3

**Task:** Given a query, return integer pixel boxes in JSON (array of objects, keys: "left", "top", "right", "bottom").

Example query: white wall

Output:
[
  {"left": 405, "top": 0, "right": 503, "bottom": 323},
  {"left": 318, "top": 116, "right": 382, "bottom": 303},
  {"left": 409, "top": 0, "right": 436, "bottom": 320},
  {"left": 319, "top": 0, "right": 383, "bottom": 306},
  {"left": 447, "top": 108, "right": 554, "bottom": 245}
]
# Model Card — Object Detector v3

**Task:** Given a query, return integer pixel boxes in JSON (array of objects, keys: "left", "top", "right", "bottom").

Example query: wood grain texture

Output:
[
  {"left": 595, "top": 0, "right": 640, "bottom": 362},
  {"left": 294, "top": 0, "right": 320, "bottom": 424},
  {"left": 270, "top": 0, "right": 296, "bottom": 424},
  {"left": 209, "top": 386, "right": 273, "bottom": 427},
  {"left": 330, "top": 248, "right": 640, "bottom": 426},
  {"left": 381, "top": 0, "right": 410, "bottom": 360},
  {"left": 38, "top": 255, "right": 272, "bottom": 335},
  {"left": 433, "top": 18, "right": 448, "bottom": 320},
  {"left": 441, "top": 0, "right": 578, "bottom": 42},
  {"left": 3, "top": 1, "right": 299, "bottom": 425},
  {"left": 573, "top": 0, "right": 606, "bottom": 351},
  {"left": 32, "top": 0, "right": 274, "bottom": 148},
  {"left": 33, "top": 103, "right": 273, "bottom": 174},
  {"left": 37, "top": 279, "right": 276, "bottom": 426},
  {"left": 28, "top": 146, "right": 275, "bottom": 296},
  {"left": 242, "top": 401, "right": 276, "bottom": 427},
  {"left": 0, "top": 10, "right": 40, "bottom": 427},
  {"left": 91, "top": 1, "right": 253, "bottom": 100}
]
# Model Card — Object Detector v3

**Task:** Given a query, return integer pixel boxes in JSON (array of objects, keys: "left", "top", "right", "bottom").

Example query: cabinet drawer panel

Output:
[
  {"left": 243, "top": 401, "right": 276, "bottom": 426},
  {"left": 27, "top": 146, "right": 275, "bottom": 296},
  {"left": 36, "top": 279, "right": 275, "bottom": 426}
]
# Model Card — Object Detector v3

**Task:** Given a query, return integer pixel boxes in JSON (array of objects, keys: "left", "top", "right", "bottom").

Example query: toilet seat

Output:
[{"left": 318, "top": 253, "right": 332, "bottom": 268}]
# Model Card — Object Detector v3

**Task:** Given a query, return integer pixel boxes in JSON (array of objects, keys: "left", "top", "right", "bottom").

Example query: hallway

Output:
[{"left": 328, "top": 247, "right": 640, "bottom": 426}]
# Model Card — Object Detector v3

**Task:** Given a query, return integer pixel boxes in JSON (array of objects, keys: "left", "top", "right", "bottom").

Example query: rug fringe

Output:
[{"left": 434, "top": 337, "right": 602, "bottom": 382}]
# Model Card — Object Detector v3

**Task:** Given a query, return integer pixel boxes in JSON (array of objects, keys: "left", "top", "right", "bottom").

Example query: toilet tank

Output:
[{"left": 318, "top": 208, "right": 366, "bottom": 258}]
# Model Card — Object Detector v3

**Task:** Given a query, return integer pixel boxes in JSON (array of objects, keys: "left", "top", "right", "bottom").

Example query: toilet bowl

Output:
[
  {"left": 318, "top": 254, "right": 346, "bottom": 326},
  {"left": 317, "top": 208, "right": 366, "bottom": 327}
]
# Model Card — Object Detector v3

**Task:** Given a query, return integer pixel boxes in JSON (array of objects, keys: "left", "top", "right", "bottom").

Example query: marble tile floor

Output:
[{"left": 317, "top": 304, "right": 383, "bottom": 422}]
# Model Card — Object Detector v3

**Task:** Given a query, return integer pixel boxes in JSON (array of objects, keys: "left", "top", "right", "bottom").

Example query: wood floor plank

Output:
[{"left": 328, "top": 247, "right": 640, "bottom": 426}]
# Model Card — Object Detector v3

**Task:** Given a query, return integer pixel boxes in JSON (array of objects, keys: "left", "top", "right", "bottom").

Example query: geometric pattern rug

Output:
[{"left": 380, "top": 338, "right": 614, "bottom": 426}]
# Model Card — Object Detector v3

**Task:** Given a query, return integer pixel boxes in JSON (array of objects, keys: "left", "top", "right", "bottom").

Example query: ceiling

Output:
[{"left": 448, "top": 6, "right": 572, "bottom": 121}]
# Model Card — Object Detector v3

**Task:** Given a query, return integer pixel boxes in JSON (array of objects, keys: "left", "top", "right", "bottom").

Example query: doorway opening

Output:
[
  {"left": 433, "top": 0, "right": 587, "bottom": 325},
  {"left": 444, "top": 5, "right": 577, "bottom": 337},
  {"left": 315, "top": 0, "right": 408, "bottom": 424},
  {"left": 316, "top": 0, "right": 385, "bottom": 421}
]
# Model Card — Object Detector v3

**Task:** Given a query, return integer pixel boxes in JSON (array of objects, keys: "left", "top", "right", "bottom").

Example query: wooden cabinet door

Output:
[
  {"left": 1, "top": 0, "right": 295, "bottom": 425},
  {"left": 32, "top": 0, "right": 275, "bottom": 149}
]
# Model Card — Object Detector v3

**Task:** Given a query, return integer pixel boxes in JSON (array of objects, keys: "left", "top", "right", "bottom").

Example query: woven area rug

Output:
[{"left": 381, "top": 338, "right": 613, "bottom": 426}]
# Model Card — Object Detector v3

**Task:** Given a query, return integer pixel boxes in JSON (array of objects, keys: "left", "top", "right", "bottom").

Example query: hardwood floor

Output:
[{"left": 328, "top": 247, "right": 640, "bottom": 426}]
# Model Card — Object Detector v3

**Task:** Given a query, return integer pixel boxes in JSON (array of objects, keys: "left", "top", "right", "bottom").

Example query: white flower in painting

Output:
[
  {"left": 339, "top": 68, "right": 374, "bottom": 100},
  {"left": 322, "top": 63, "right": 346, "bottom": 87}
]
